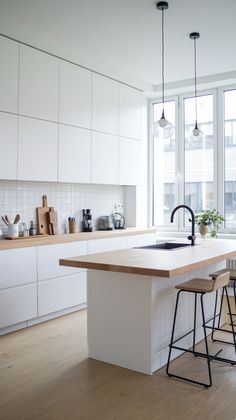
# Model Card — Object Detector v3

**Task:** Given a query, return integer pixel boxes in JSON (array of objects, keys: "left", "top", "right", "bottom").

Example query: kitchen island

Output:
[{"left": 60, "top": 239, "right": 236, "bottom": 375}]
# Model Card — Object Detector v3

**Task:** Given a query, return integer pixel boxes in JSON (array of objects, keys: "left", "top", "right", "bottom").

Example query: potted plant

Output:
[{"left": 195, "top": 209, "right": 224, "bottom": 238}]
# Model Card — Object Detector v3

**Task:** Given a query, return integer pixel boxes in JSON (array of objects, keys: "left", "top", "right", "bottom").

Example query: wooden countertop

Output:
[
  {"left": 59, "top": 239, "right": 236, "bottom": 278},
  {"left": 0, "top": 227, "right": 156, "bottom": 250}
]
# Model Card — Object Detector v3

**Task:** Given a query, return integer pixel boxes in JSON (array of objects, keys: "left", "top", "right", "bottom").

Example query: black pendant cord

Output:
[
  {"left": 194, "top": 36, "right": 198, "bottom": 127},
  {"left": 161, "top": 6, "right": 165, "bottom": 117}
]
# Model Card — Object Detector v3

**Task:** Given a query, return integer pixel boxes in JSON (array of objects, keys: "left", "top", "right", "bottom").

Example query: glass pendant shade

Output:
[
  {"left": 189, "top": 121, "right": 205, "bottom": 142},
  {"left": 189, "top": 32, "right": 204, "bottom": 143},
  {"left": 154, "top": 2, "right": 173, "bottom": 139},
  {"left": 154, "top": 110, "right": 174, "bottom": 139}
]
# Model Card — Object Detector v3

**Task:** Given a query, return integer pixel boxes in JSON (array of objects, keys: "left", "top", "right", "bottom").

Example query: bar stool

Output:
[
  {"left": 212, "top": 268, "right": 236, "bottom": 343},
  {"left": 166, "top": 269, "right": 236, "bottom": 388}
]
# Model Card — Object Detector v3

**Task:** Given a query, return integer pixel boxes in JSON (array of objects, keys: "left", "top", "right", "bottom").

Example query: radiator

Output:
[{"left": 226, "top": 258, "right": 236, "bottom": 287}]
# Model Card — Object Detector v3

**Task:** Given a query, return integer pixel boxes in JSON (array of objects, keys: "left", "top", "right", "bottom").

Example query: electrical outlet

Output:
[{"left": 114, "top": 203, "right": 124, "bottom": 213}]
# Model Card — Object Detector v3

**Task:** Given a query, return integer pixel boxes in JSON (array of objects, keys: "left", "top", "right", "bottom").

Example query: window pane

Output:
[
  {"left": 224, "top": 89, "right": 236, "bottom": 229},
  {"left": 153, "top": 101, "right": 176, "bottom": 226},
  {"left": 184, "top": 94, "right": 214, "bottom": 223}
]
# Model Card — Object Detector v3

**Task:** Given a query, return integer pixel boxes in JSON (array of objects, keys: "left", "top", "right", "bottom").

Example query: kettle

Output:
[{"left": 112, "top": 213, "right": 126, "bottom": 229}]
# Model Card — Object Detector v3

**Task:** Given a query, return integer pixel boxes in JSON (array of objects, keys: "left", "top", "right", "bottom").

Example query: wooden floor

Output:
[{"left": 1, "top": 310, "right": 236, "bottom": 420}]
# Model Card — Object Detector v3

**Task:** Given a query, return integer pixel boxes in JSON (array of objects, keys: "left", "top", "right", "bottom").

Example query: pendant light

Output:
[
  {"left": 189, "top": 32, "right": 204, "bottom": 141},
  {"left": 154, "top": 1, "right": 173, "bottom": 139}
]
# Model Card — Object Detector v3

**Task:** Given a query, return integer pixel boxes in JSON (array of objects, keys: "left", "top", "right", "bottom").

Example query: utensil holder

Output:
[
  {"left": 68, "top": 220, "right": 77, "bottom": 234},
  {"left": 8, "top": 223, "right": 19, "bottom": 238}
]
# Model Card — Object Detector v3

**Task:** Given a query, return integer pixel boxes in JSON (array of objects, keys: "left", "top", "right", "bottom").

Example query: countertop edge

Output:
[{"left": 0, "top": 227, "right": 156, "bottom": 250}]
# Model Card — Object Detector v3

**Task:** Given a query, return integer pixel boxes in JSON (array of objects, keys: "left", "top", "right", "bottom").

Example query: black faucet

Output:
[{"left": 170, "top": 205, "right": 196, "bottom": 246}]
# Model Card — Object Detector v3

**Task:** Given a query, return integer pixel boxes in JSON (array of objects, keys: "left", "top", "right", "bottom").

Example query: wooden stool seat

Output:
[
  {"left": 176, "top": 269, "right": 230, "bottom": 294},
  {"left": 176, "top": 278, "right": 218, "bottom": 293}
]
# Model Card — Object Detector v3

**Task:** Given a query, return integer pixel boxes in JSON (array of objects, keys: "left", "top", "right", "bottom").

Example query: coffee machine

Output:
[{"left": 82, "top": 209, "right": 93, "bottom": 232}]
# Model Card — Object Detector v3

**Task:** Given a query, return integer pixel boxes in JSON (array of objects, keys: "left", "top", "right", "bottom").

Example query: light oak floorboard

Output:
[{"left": 1, "top": 310, "right": 236, "bottom": 420}]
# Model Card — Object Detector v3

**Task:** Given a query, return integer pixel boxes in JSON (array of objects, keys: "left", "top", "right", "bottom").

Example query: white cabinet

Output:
[
  {"left": 59, "top": 60, "right": 91, "bottom": 128},
  {"left": 88, "top": 236, "right": 127, "bottom": 254},
  {"left": 119, "top": 138, "right": 141, "bottom": 185},
  {"left": 92, "top": 74, "right": 119, "bottom": 135},
  {"left": 38, "top": 272, "right": 86, "bottom": 317},
  {"left": 37, "top": 241, "right": 87, "bottom": 317},
  {"left": 0, "top": 247, "right": 37, "bottom": 289},
  {"left": 0, "top": 284, "right": 37, "bottom": 329},
  {"left": 0, "top": 247, "right": 37, "bottom": 329},
  {"left": 19, "top": 44, "right": 59, "bottom": 122},
  {"left": 119, "top": 84, "right": 142, "bottom": 140},
  {"left": 92, "top": 132, "right": 118, "bottom": 185},
  {"left": 0, "top": 112, "right": 18, "bottom": 180},
  {"left": 18, "top": 116, "right": 58, "bottom": 182},
  {"left": 0, "top": 36, "right": 19, "bottom": 113},
  {"left": 37, "top": 241, "right": 87, "bottom": 281},
  {"left": 58, "top": 125, "right": 91, "bottom": 183}
]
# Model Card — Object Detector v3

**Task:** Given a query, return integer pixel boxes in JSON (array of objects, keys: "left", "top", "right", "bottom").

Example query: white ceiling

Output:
[{"left": 0, "top": 0, "right": 236, "bottom": 91}]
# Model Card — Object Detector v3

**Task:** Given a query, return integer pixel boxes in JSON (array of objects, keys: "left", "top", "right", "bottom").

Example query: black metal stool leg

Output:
[
  {"left": 225, "top": 287, "right": 236, "bottom": 362},
  {"left": 166, "top": 290, "right": 181, "bottom": 376},
  {"left": 200, "top": 294, "right": 212, "bottom": 388},
  {"left": 192, "top": 293, "right": 197, "bottom": 353},
  {"left": 233, "top": 280, "right": 236, "bottom": 319},
  {"left": 211, "top": 290, "right": 218, "bottom": 342},
  {"left": 217, "top": 288, "right": 224, "bottom": 329}
]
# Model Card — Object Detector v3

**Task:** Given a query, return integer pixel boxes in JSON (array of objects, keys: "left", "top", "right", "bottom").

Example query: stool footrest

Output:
[
  {"left": 205, "top": 325, "right": 236, "bottom": 335},
  {"left": 166, "top": 372, "right": 211, "bottom": 388},
  {"left": 170, "top": 345, "right": 236, "bottom": 364}
]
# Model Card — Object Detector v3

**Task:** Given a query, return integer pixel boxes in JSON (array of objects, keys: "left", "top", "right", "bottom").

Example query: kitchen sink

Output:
[{"left": 136, "top": 242, "right": 191, "bottom": 250}]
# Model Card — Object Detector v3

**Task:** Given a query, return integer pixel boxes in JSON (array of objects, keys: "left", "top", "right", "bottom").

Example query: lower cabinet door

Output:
[
  {"left": 0, "top": 284, "right": 37, "bottom": 328},
  {"left": 38, "top": 272, "right": 87, "bottom": 317}
]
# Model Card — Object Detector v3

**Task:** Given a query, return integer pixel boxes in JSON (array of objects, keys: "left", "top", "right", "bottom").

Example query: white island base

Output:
[{"left": 87, "top": 261, "right": 225, "bottom": 375}]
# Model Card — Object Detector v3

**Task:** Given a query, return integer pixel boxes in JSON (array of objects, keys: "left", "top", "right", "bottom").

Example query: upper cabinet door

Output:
[
  {"left": 0, "top": 112, "right": 17, "bottom": 180},
  {"left": 59, "top": 60, "right": 92, "bottom": 129},
  {"left": 91, "top": 132, "right": 118, "bottom": 185},
  {"left": 119, "top": 138, "right": 141, "bottom": 185},
  {"left": 0, "top": 36, "right": 19, "bottom": 113},
  {"left": 92, "top": 74, "right": 119, "bottom": 135},
  {"left": 58, "top": 124, "right": 91, "bottom": 183},
  {"left": 18, "top": 116, "right": 58, "bottom": 182},
  {"left": 119, "top": 84, "right": 143, "bottom": 140},
  {"left": 19, "top": 45, "right": 59, "bottom": 122}
]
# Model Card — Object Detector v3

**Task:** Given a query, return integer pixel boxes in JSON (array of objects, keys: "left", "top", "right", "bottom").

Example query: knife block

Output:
[{"left": 68, "top": 220, "right": 77, "bottom": 234}]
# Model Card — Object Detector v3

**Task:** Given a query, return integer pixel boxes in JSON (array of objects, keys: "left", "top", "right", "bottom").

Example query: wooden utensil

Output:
[
  {"left": 5, "top": 215, "right": 11, "bottom": 224},
  {"left": 1, "top": 216, "right": 8, "bottom": 226},
  {"left": 36, "top": 195, "right": 50, "bottom": 235},
  {"left": 13, "top": 214, "right": 20, "bottom": 224}
]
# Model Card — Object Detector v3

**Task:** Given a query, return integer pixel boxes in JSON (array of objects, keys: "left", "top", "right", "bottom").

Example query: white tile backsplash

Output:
[{"left": 0, "top": 180, "right": 124, "bottom": 235}]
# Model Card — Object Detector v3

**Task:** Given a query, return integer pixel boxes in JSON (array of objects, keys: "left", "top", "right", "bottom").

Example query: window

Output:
[
  {"left": 150, "top": 85, "right": 236, "bottom": 233},
  {"left": 224, "top": 89, "right": 236, "bottom": 229},
  {"left": 153, "top": 100, "right": 176, "bottom": 226},
  {"left": 184, "top": 94, "right": 214, "bottom": 220}
]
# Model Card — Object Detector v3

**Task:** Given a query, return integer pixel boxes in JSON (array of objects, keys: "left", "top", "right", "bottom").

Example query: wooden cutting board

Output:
[
  {"left": 47, "top": 207, "right": 58, "bottom": 235},
  {"left": 36, "top": 195, "right": 50, "bottom": 235}
]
